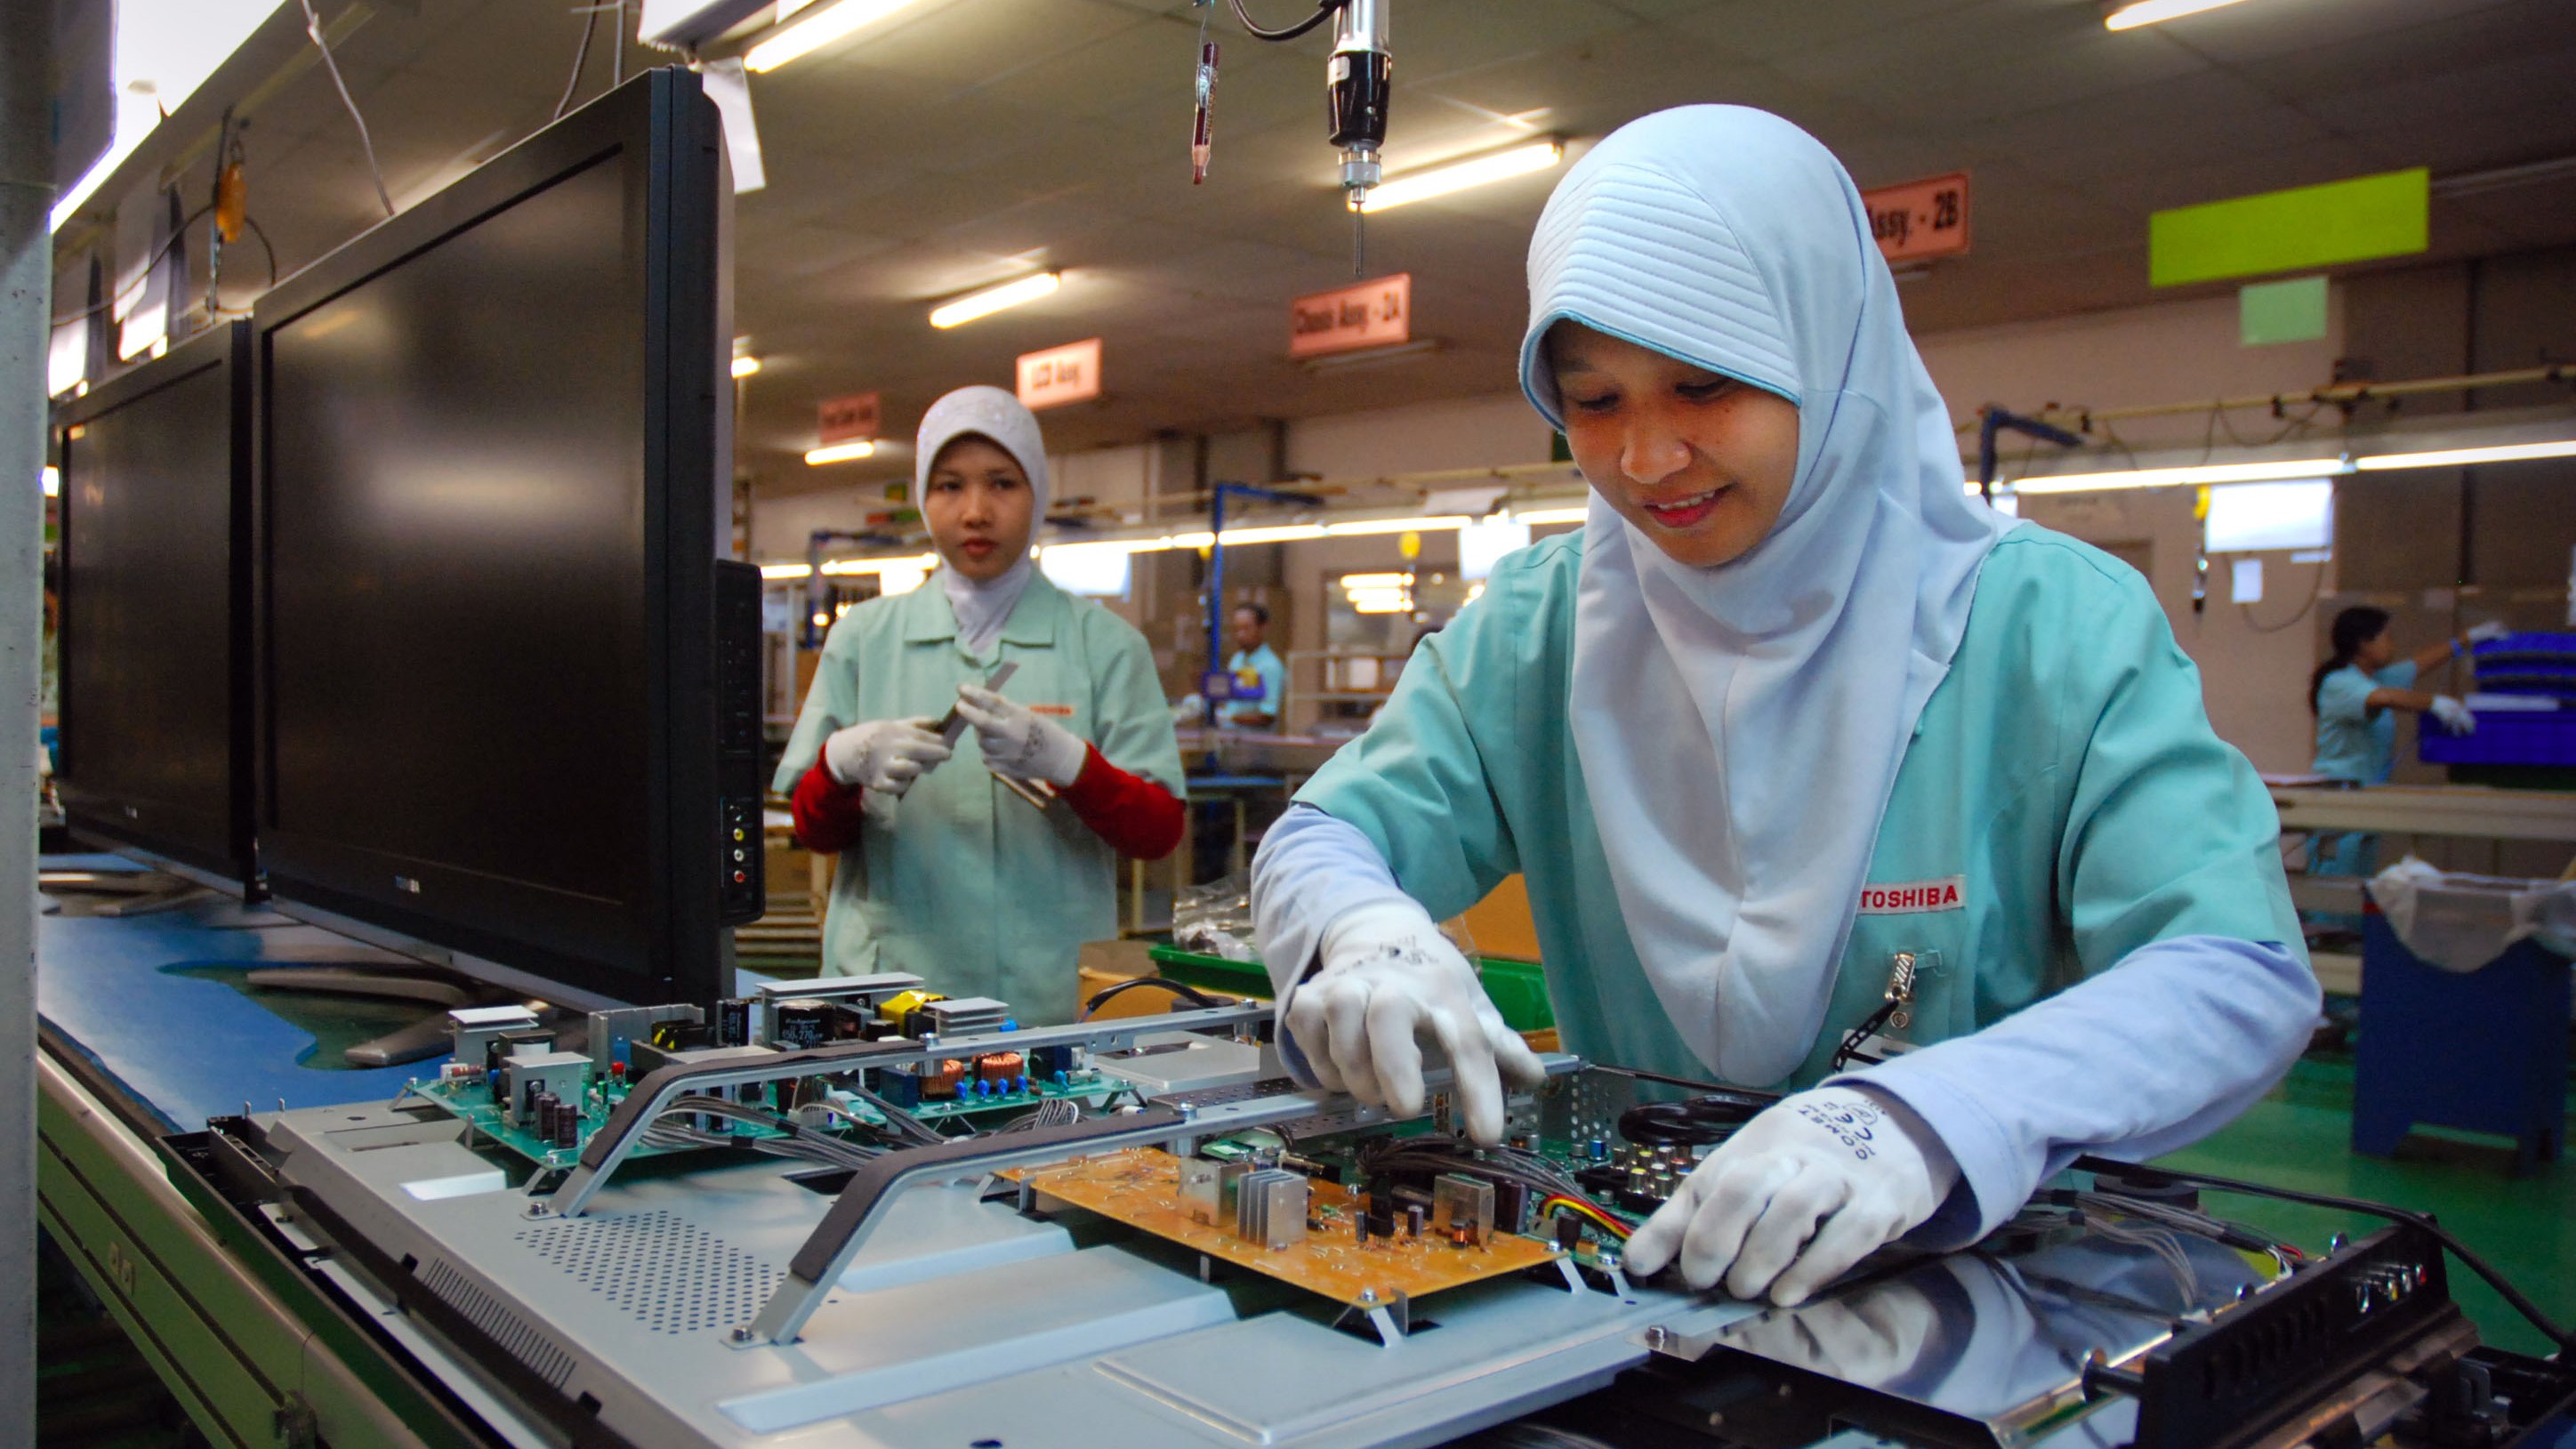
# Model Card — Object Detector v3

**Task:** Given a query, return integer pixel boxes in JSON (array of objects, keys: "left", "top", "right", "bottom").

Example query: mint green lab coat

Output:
[
  {"left": 1295, "top": 527, "right": 2304, "bottom": 1085},
  {"left": 774, "top": 573, "right": 1184, "bottom": 1023}
]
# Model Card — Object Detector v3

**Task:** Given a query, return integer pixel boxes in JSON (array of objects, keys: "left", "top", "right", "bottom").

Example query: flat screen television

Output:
[
  {"left": 252, "top": 67, "right": 761, "bottom": 1008},
  {"left": 52, "top": 321, "right": 255, "bottom": 891}
]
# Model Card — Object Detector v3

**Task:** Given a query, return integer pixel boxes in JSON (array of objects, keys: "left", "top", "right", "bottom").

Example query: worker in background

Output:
[
  {"left": 1219, "top": 603, "right": 1285, "bottom": 731},
  {"left": 1252, "top": 107, "right": 2320, "bottom": 1308},
  {"left": 2306, "top": 606, "right": 2500, "bottom": 876},
  {"left": 777, "top": 387, "right": 1186, "bottom": 1023}
]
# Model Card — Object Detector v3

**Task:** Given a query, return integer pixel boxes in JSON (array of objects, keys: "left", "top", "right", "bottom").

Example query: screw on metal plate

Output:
[
  {"left": 1642, "top": 1324, "right": 1670, "bottom": 1349},
  {"left": 2330, "top": 1233, "right": 2349, "bottom": 1252},
  {"left": 1359, "top": 1287, "right": 1377, "bottom": 1303},
  {"left": 731, "top": 1326, "right": 754, "bottom": 1343}
]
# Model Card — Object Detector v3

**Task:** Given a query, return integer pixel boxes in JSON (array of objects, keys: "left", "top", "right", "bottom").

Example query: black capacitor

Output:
[
  {"left": 522, "top": 1078, "right": 547, "bottom": 1126},
  {"left": 1493, "top": 1179, "right": 1530, "bottom": 1236},
  {"left": 1354, "top": 1213, "right": 1369, "bottom": 1245},
  {"left": 553, "top": 1099, "right": 580, "bottom": 1148},
  {"left": 1405, "top": 1203, "right": 1426, "bottom": 1238},
  {"left": 713, "top": 997, "right": 753, "bottom": 1046},
  {"left": 534, "top": 1092, "right": 559, "bottom": 1139},
  {"left": 774, "top": 998, "right": 832, "bottom": 1050}
]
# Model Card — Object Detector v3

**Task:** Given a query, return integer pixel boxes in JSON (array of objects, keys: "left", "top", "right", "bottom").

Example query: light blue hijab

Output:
[{"left": 1519, "top": 106, "right": 2016, "bottom": 1084}]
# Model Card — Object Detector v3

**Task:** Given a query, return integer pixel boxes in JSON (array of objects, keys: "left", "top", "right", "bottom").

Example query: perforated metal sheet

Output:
[{"left": 513, "top": 1211, "right": 780, "bottom": 1336}]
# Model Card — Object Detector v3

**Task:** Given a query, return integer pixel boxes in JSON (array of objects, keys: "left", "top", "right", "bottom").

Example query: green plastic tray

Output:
[{"left": 1147, "top": 944, "right": 1555, "bottom": 1033}]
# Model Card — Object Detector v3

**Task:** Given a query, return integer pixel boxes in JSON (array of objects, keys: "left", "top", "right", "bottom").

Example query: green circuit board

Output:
[{"left": 415, "top": 1067, "right": 1131, "bottom": 1169}]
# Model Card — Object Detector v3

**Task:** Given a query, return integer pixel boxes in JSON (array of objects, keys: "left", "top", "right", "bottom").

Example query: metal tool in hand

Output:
[{"left": 936, "top": 662, "right": 1055, "bottom": 811}]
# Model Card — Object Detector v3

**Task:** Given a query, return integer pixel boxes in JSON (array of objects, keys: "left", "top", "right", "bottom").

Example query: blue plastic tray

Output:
[{"left": 2420, "top": 704, "right": 2576, "bottom": 767}]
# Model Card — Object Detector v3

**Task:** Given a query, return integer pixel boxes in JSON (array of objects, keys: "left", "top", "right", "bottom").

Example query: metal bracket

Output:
[
  {"left": 1333, "top": 1289, "right": 1413, "bottom": 1345},
  {"left": 733, "top": 1107, "right": 1189, "bottom": 1347}
]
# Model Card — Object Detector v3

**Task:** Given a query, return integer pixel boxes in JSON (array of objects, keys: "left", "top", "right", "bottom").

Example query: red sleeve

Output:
[
  {"left": 1059, "top": 745, "right": 1185, "bottom": 860},
  {"left": 790, "top": 757, "right": 867, "bottom": 855}
]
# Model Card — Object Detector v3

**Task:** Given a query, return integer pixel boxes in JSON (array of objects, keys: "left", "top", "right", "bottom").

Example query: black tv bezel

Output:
[
  {"left": 250, "top": 68, "right": 728, "bottom": 1007},
  {"left": 52, "top": 320, "right": 257, "bottom": 892}
]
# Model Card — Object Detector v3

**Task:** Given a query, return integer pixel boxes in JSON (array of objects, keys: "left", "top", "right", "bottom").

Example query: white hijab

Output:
[
  {"left": 914, "top": 385, "right": 1052, "bottom": 656},
  {"left": 1518, "top": 107, "right": 2017, "bottom": 1084}
]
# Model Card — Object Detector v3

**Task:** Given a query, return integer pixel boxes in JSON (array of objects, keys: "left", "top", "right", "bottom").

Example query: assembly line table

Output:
[
  {"left": 33, "top": 855, "right": 496, "bottom": 1448},
  {"left": 35, "top": 853, "right": 799, "bottom": 1449}
]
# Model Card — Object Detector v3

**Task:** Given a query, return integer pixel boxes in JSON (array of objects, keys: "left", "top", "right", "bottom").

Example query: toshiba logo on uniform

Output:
[{"left": 1856, "top": 875, "right": 1966, "bottom": 914}]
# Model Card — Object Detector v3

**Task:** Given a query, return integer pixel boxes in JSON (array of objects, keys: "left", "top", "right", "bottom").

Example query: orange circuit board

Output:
[{"left": 1004, "top": 1147, "right": 1566, "bottom": 1308}]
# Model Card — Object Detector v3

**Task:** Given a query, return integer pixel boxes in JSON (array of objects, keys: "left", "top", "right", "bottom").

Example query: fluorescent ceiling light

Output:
[
  {"left": 819, "top": 552, "right": 938, "bottom": 577},
  {"left": 2009, "top": 457, "right": 2347, "bottom": 495},
  {"left": 2354, "top": 439, "right": 2576, "bottom": 471},
  {"left": 743, "top": 0, "right": 921, "bottom": 73},
  {"left": 731, "top": 355, "right": 761, "bottom": 379},
  {"left": 1043, "top": 537, "right": 1166, "bottom": 557},
  {"left": 1037, "top": 544, "right": 1131, "bottom": 597},
  {"left": 1340, "top": 573, "right": 1410, "bottom": 589},
  {"left": 52, "top": 0, "right": 278, "bottom": 232},
  {"left": 875, "top": 562, "right": 930, "bottom": 596},
  {"left": 929, "top": 271, "right": 1060, "bottom": 329},
  {"left": 805, "top": 439, "right": 877, "bottom": 465},
  {"left": 1511, "top": 505, "right": 1590, "bottom": 526},
  {"left": 2104, "top": 0, "right": 2257, "bottom": 30},
  {"left": 1359, "top": 140, "right": 1565, "bottom": 213},
  {"left": 1459, "top": 516, "right": 1532, "bottom": 580},
  {"left": 761, "top": 562, "right": 812, "bottom": 580},
  {"left": 1323, "top": 514, "right": 1471, "bottom": 536},
  {"left": 1163, "top": 531, "right": 1217, "bottom": 551},
  {"left": 1217, "top": 524, "right": 1329, "bottom": 544}
]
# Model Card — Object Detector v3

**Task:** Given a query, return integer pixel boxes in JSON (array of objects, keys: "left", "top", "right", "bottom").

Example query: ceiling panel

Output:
[{"left": 56, "top": 0, "right": 2576, "bottom": 488}]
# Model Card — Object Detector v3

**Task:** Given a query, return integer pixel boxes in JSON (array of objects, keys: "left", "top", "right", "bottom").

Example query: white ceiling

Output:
[{"left": 52, "top": 0, "right": 2576, "bottom": 497}]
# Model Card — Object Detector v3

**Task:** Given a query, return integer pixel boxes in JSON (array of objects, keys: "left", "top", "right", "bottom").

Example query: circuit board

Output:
[
  {"left": 413, "top": 1071, "right": 1130, "bottom": 1169},
  {"left": 1007, "top": 1147, "right": 1567, "bottom": 1308}
]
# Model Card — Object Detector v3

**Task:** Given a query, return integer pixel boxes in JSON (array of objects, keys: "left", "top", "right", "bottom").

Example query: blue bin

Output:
[
  {"left": 2353, "top": 911, "right": 2569, "bottom": 1174},
  {"left": 2419, "top": 705, "right": 2576, "bottom": 767}
]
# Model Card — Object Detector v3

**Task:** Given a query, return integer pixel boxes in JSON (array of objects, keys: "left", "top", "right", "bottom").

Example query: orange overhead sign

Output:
[
  {"left": 817, "top": 391, "right": 881, "bottom": 444},
  {"left": 1017, "top": 337, "right": 1102, "bottom": 410},
  {"left": 1863, "top": 172, "right": 1969, "bottom": 263},
  {"left": 1289, "top": 272, "right": 1411, "bottom": 358}
]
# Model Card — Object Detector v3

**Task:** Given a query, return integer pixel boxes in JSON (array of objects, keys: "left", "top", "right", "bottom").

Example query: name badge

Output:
[
  {"left": 1856, "top": 875, "right": 1966, "bottom": 914},
  {"left": 1030, "top": 704, "right": 1075, "bottom": 718}
]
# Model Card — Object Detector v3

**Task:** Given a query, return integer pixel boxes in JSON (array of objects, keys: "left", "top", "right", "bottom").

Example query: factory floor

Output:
[{"left": 2153, "top": 1048, "right": 2575, "bottom": 1357}]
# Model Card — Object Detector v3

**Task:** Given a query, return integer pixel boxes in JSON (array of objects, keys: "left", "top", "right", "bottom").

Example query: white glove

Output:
[
  {"left": 953, "top": 684, "right": 1088, "bottom": 787},
  {"left": 1623, "top": 1085, "right": 1959, "bottom": 1306},
  {"left": 822, "top": 716, "right": 953, "bottom": 797},
  {"left": 2428, "top": 695, "right": 2475, "bottom": 734},
  {"left": 1284, "top": 900, "right": 1545, "bottom": 1146},
  {"left": 2465, "top": 621, "right": 2510, "bottom": 646}
]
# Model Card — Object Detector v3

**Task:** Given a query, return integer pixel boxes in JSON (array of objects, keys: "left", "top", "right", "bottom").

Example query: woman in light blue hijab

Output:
[{"left": 1251, "top": 107, "right": 2316, "bottom": 1306}]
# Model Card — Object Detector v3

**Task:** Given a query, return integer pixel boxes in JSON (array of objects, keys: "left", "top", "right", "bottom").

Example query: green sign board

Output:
[{"left": 2151, "top": 168, "right": 2427, "bottom": 288}]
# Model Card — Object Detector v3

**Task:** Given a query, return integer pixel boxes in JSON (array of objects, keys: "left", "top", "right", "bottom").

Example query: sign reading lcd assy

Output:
[
  {"left": 1290, "top": 272, "right": 1411, "bottom": 358},
  {"left": 1017, "top": 337, "right": 1102, "bottom": 409},
  {"left": 817, "top": 391, "right": 880, "bottom": 444},
  {"left": 1863, "top": 173, "right": 1969, "bottom": 263},
  {"left": 2151, "top": 168, "right": 2428, "bottom": 287}
]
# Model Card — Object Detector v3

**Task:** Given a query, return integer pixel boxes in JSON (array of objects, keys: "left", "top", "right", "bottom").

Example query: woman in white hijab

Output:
[
  {"left": 1251, "top": 109, "right": 2316, "bottom": 1305},
  {"left": 776, "top": 386, "right": 1186, "bottom": 1022}
]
